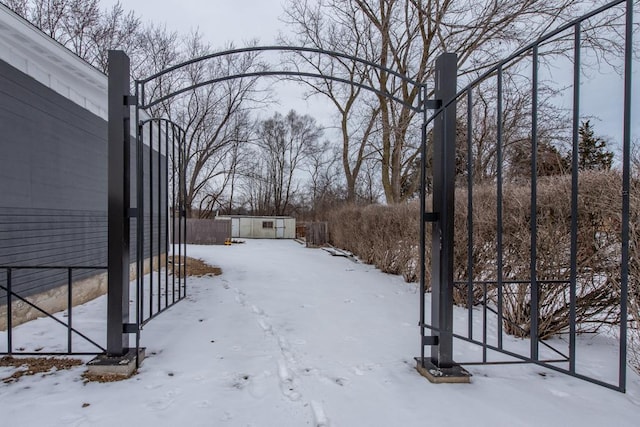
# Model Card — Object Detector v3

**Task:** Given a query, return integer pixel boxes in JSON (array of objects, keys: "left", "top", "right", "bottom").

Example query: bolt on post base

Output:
[
  {"left": 86, "top": 347, "right": 145, "bottom": 379},
  {"left": 415, "top": 357, "right": 472, "bottom": 384}
]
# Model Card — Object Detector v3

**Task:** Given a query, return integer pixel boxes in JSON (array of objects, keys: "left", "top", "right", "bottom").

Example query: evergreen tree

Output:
[
  {"left": 509, "top": 139, "right": 569, "bottom": 179},
  {"left": 576, "top": 120, "right": 614, "bottom": 171}
]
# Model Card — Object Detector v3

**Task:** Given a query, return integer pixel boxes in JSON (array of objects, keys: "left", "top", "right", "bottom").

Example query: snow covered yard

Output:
[{"left": 1, "top": 239, "right": 639, "bottom": 426}]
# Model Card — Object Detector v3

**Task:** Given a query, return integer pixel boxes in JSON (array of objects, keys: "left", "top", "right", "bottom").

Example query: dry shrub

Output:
[
  {"left": 327, "top": 171, "right": 637, "bottom": 347},
  {"left": 327, "top": 203, "right": 422, "bottom": 282},
  {"left": 456, "top": 172, "right": 623, "bottom": 339},
  {"left": 625, "top": 179, "right": 640, "bottom": 374}
]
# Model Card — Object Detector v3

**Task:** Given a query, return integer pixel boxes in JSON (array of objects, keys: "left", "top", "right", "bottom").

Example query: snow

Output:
[{"left": 1, "top": 239, "right": 639, "bottom": 426}]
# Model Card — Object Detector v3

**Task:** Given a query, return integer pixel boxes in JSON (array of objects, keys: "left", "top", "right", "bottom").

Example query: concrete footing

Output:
[
  {"left": 86, "top": 347, "right": 145, "bottom": 378},
  {"left": 414, "top": 357, "right": 472, "bottom": 384}
]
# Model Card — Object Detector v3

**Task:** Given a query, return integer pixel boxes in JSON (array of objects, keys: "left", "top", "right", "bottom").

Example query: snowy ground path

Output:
[{"left": 1, "top": 239, "right": 639, "bottom": 426}]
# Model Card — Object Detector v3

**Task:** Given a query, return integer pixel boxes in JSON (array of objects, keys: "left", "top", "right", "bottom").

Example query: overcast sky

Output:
[
  {"left": 103, "top": 0, "right": 638, "bottom": 146},
  {"left": 101, "top": 0, "right": 336, "bottom": 125},
  {"left": 104, "top": 0, "right": 287, "bottom": 46}
]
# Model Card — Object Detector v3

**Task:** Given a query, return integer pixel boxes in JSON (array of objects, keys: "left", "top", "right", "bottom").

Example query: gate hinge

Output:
[
  {"left": 424, "top": 212, "right": 439, "bottom": 222},
  {"left": 423, "top": 335, "right": 439, "bottom": 346},
  {"left": 425, "top": 99, "right": 442, "bottom": 110},
  {"left": 127, "top": 208, "right": 138, "bottom": 218},
  {"left": 124, "top": 95, "right": 138, "bottom": 106},
  {"left": 123, "top": 323, "right": 139, "bottom": 334}
]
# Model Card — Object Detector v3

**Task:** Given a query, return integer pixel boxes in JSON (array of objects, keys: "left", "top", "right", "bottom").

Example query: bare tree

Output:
[
  {"left": 4, "top": 0, "right": 142, "bottom": 73},
  {"left": 89, "top": 2, "right": 142, "bottom": 73},
  {"left": 156, "top": 36, "right": 268, "bottom": 218},
  {"left": 283, "top": 0, "right": 380, "bottom": 202},
  {"left": 254, "top": 110, "right": 324, "bottom": 215},
  {"left": 284, "top": 0, "right": 604, "bottom": 203},
  {"left": 302, "top": 139, "right": 343, "bottom": 217}
]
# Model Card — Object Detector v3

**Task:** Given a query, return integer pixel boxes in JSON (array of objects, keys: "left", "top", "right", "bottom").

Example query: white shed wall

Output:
[{"left": 220, "top": 216, "right": 295, "bottom": 239}]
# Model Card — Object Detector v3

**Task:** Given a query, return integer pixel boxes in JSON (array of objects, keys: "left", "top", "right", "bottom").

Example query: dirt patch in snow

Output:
[
  {"left": 168, "top": 256, "right": 222, "bottom": 277},
  {"left": 186, "top": 257, "right": 222, "bottom": 277},
  {"left": 0, "top": 356, "right": 83, "bottom": 383}
]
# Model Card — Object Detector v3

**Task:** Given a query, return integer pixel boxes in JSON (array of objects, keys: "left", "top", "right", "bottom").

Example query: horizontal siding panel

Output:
[{"left": 0, "top": 58, "right": 169, "bottom": 304}]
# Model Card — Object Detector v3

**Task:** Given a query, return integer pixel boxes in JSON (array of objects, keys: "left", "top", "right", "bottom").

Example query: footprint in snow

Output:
[
  {"left": 311, "top": 401, "right": 330, "bottom": 427},
  {"left": 257, "top": 318, "right": 273, "bottom": 334},
  {"left": 58, "top": 414, "right": 88, "bottom": 427},
  {"left": 549, "top": 389, "right": 570, "bottom": 398},
  {"left": 277, "top": 359, "right": 301, "bottom": 401},
  {"left": 248, "top": 370, "right": 272, "bottom": 399},
  {"left": 196, "top": 400, "right": 212, "bottom": 408},
  {"left": 146, "top": 394, "right": 176, "bottom": 411}
]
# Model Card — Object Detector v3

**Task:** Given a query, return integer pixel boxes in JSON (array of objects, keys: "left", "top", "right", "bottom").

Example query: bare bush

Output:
[
  {"left": 328, "top": 171, "right": 633, "bottom": 343},
  {"left": 625, "top": 179, "right": 639, "bottom": 374},
  {"left": 327, "top": 203, "right": 422, "bottom": 283},
  {"left": 458, "top": 172, "right": 623, "bottom": 339}
]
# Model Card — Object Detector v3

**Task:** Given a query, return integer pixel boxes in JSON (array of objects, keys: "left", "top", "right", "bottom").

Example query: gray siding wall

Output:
[{"left": 0, "top": 58, "right": 165, "bottom": 302}]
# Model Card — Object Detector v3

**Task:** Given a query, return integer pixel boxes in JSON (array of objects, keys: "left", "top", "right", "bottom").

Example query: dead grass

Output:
[
  {"left": 0, "top": 356, "right": 83, "bottom": 383},
  {"left": 168, "top": 256, "right": 222, "bottom": 277},
  {"left": 81, "top": 371, "right": 133, "bottom": 383}
]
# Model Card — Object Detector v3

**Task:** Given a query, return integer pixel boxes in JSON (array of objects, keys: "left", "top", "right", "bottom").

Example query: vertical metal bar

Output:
[
  {"left": 496, "top": 66, "right": 504, "bottom": 350},
  {"left": 482, "top": 282, "right": 487, "bottom": 363},
  {"left": 67, "top": 268, "right": 73, "bottom": 353},
  {"left": 419, "top": 86, "right": 427, "bottom": 366},
  {"left": 149, "top": 120, "right": 154, "bottom": 317},
  {"left": 157, "top": 119, "right": 162, "bottom": 311},
  {"left": 135, "top": 85, "right": 144, "bottom": 360},
  {"left": 530, "top": 45, "right": 540, "bottom": 361},
  {"left": 430, "top": 53, "right": 457, "bottom": 368},
  {"left": 107, "top": 50, "right": 131, "bottom": 356},
  {"left": 172, "top": 125, "right": 177, "bottom": 303},
  {"left": 165, "top": 120, "right": 170, "bottom": 309},
  {"left": 182, "top": 127, "right": 188, "bottom": 296},
  {"left": 134, "top": 82, "right": 142, "bottom": 350},
  {"left": 7, "top": 268, "right": 12, "bottom": 354},
  {"left": 466, "top": 89, "right": 474, "bottom": 340},
  {"left": 137, "top": 118, "right": 144, "bottom": 325},
  {"left": 618, "top": 0, "right": 633, "bottom": 392},
  {"left": 178, "top": 127, "right": 183, "bottom": 298},
  {"left": 569, "top": 23, "right": 581, "bottom": 374}
]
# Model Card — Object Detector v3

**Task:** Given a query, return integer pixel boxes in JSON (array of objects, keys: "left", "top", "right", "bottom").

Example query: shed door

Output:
[
  {"left": 231, "top": 218, "right": 240, "bottom": 237},
  {"left": 275, "top": 218, "right": 285, "bottom": 238}
]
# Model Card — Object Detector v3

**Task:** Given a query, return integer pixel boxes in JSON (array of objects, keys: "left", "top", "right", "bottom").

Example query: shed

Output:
[{"left": 218, "top": 216, "right": 296, "bottom": 239}]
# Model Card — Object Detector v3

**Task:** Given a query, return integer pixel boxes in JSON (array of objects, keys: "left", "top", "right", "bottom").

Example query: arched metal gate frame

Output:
[
  {"left": 107, "top": 0, "right": 633, "bottom": 391},
  {"left": 107, "top": 46, "right": 441, "bottom": 361}
]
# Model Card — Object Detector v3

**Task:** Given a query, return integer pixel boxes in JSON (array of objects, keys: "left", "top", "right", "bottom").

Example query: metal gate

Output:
[
  {"left": 418, "top": 0, "right": 633, "bottom": 392},
  {"left": 106, "top": 52, "right": 187, "bottom": 359}
]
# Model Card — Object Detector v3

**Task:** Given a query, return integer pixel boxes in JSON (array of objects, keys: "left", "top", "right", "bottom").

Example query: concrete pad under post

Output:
[
  {"left": 86, "top": 347, "right": 145, "bottom": 378},
  {"left": 415, "top": 357, "right": 472, "bottom": 384}
]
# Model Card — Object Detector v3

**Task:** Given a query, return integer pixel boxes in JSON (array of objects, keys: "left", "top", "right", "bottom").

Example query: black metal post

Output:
[
  {"left": 496, "top": 66, "right": 504, "bottom": 350},
  {"left": 619, "top": 0, "right": 633, "bottom": 392},
  {"left": 430, "top": 53, "right": 457, "bottom": 369},
  {"left": 419, "top": 86, "right": 427, "bottom": 365},
  {"left": 530, "top": 45, "right": 540, "bottom": 361},
  {"left": 569, "top": 24, "right": 581, "bottom": 374},
  {"left": 107, "top": 50, "right": 131, "bottom": 356}
]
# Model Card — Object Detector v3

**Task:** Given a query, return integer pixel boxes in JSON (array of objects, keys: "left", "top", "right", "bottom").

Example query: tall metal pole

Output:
[
  {"left": 416, "top": 53, "right": 469, "bottom": 383},
  {"left": 107, "top": 50, "right": 131, "bottom": 356},
  {"left": 430, "top": 53, "right": 457, "bottom": 369}
]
